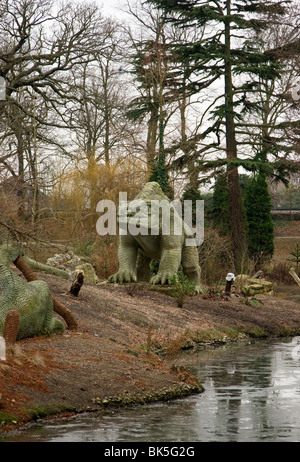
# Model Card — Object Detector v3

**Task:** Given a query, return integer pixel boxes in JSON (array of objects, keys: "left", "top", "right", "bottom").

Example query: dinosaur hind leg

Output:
[{"left": 181, "top": 245, "right": 203, "bottom": 293}]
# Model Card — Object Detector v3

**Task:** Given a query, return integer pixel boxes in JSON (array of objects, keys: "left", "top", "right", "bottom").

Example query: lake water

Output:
[{"left": 2, "top": 337, "right": 300, "bottom": 442}]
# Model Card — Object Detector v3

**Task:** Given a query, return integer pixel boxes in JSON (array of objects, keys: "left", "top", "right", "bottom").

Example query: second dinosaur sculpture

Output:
[
  {"left": 109, "top": 182, "right": 203, "bottom": 293},
  {"left": 0, "top": 242, "right": 65, "bottom": 340}
]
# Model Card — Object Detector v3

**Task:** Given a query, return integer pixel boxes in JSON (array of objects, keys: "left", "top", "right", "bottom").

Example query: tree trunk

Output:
[
  {"left": 16, "top": 130, "right": 26, "bottom": 220},
  {"left": 224, "top": 0, "right": 246, "bottom": 272},
  {"left": 103, "top": 64, "right": 110, "bottom": 166},
  {"left": 146, "top": 107, "right": 159, "bottom": 169}
]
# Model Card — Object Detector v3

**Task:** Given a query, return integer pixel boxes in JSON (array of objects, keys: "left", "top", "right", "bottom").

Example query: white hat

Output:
[{"left": 226, "top": 273, "right": 235, "bottom": 281}]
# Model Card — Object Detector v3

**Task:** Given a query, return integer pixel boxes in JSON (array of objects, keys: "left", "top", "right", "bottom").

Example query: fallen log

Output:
[
  {"left": 289, "top": 267, "right": 300, "bottom": 287},
  {"left": 23, "top": 255, "right": 70, "bottom": 279}
]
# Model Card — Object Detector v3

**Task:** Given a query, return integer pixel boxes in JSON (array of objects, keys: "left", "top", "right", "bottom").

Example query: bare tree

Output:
[
  {"left": 125, "top": 1, "right": 200, "bottom": 183},
  {"left": 68, "top": 18, "right": 131, "bottom": 166},
  {"left": 0, "top": 0, "right": 110, "bottom": 218}
]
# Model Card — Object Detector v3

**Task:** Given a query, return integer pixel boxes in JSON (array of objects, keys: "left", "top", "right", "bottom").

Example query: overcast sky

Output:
[{"left": 97, "top": 0, "right": 129, "bottom": 19}]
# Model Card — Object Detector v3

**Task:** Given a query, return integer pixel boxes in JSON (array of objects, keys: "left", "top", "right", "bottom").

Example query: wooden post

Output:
[
  {"left": 225, "top": 273, "right": 235, "bottom": 296},
  {"left": 3, "top": 310, "right": 19, "bottom": 346},
  {"left": 225, "top": 279, "right": 233, "bottom": 296}
]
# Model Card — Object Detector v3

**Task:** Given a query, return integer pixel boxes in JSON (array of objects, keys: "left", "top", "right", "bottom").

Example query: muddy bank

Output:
[{"left": 1, "top": 272, "right": 300, "bottom": 432}]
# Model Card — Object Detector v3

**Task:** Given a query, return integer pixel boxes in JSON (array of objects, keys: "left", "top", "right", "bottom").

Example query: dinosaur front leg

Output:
[
  {"left": 108, "top": 234, "right": 139, "bottom": 283},
  {"left": 151, "top": 245, "right": 182, "bottom": 286}
]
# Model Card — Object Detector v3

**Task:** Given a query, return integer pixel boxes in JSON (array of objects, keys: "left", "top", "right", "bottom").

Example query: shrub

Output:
[
  {"left": 198, "top": 226, "right": 234, "bottom": 284},
  {"left": 170, "top": 271, "right": 195, "bottom": 307},
  {"left": 244, "top": 173, "right": 274, "bottom": 268},
  {"left": 264, "top": 261, "right": 294, "bottom": 285}
]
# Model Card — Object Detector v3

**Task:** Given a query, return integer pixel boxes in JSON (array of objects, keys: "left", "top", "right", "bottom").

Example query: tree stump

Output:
[{"left": 70, "top": 270, "right": 84, "bottom": 297}]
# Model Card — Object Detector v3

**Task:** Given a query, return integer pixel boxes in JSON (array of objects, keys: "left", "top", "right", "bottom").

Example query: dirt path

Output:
[{"left": 1, "top": 272, "right": 300, "bottom": 431}]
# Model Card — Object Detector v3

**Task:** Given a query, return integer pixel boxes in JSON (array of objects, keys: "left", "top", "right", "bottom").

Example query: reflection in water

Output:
[
  {"left": 3, "top": 338, "right": 300, "bottom": 442},
  {"left": 183, "top": 337, "right": 300, "bottom": 441}
]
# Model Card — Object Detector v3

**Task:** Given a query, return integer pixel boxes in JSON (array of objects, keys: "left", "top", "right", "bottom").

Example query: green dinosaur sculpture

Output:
[
  {"left": 109, "top": 182, "right": 203, "bottom": 293},
  {"left": 0, "top": 243, "right": 65, "bottom": 340}
]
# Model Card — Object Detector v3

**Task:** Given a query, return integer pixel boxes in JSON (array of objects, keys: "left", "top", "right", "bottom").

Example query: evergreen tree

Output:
[
  {"left": 182, "top": 178, "right": 203, "bottom": 225},
  {"left": 288, "top": 244, "right": 300, "bottom": 268},
  {"left": 148, "top": 152, "right": 170, "bottom": 194},
  {"left": 147, "top": 0, "right": 288, "bottom": 271},
  {"left": 210, "top": 172, "right": 230, "bottom": 234},
  {"left": 244, "top": 173, "right": 274, "bottom": 267},
  {"left": 210, "top": 172, "right": 249, "bottom": 234},
  {"left": 126, "top": 8, "right": 178, "bottom": 171}
]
